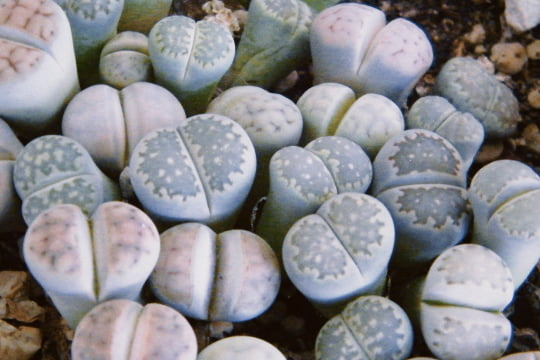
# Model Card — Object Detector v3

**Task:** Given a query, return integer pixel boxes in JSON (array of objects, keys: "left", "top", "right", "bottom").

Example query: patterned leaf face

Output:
[
  {"left": 181, "top": 114, "right": 248, "bottom": 193},
  {"left": 372, "top": 129, "right": 466, "bottom": 195},
  {"left": 134, "top": 128, "right": 201, "bottom": 201},
  {"left": 287, "top": 216, "right": 348, "bottom": 281},
  {"left": 22, "top": 176, "right": 99, "bottom": 225},
  {"left": 394, "top": 186, "right": 469, "bottom": 229},
  {"left": 305, "top": 136, "right": 372, "bottom": 193},
  {"left": 388, "top": 131, "right": 461, "bottom": 177},
  {"left": 14, "top": 135, "right": 86, "bottom": 197},
  {"left": 271, "top": 146, "right": 336, "bottom": 203}
]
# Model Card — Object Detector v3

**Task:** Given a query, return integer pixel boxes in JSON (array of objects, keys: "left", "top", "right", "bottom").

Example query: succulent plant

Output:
[
  {"left": 371, "top": 129, "right": 471, "bottom": 269},
  {"left": 297, "top": 82, "right": 405, "bottom": 157},
  {"left": 55, "top": 0, "right": 125, "bottom": 86},
  {"left": 99, "top": 31, "right": 153, "bottom": 89},
  {"left": 406, "top": 95, "right": 485, "bottom": 170},
  {"left": 206, "top": 85, "right": 303, "bottom": 213},
  {"left": 468, "top": 159, "right": 540, "bottom": 288},
  {"left": 282, "top": 192, "right": 395, "bottom": 315},
  {"left": 13, "top": 135, "right": 120, "bottom": 225},
  {"left": 148, "top": 15, "right": 235, "bottom": 116},
  {"left": 117, "top": 0, "right": 172, "bottom": 34},
  {"left": 150, "top": 222, "right": 280, "bottom": 322},
  {"left": 315, "top": 295, "right": 413, "bottom": 360},
  {"left": 219, "top": 0, "right": 314, "bottom": 90},
  {"left": 23, "top": 201, "right": 161, "bottom": 328},
  {"left": 310, "top": 3, "right": 433, "bottom": 106},
  {"left": 0, "top": 119, "right": 24, "bottom": 231},
  {"left": 419, "top": 244, "right": 514, "bottom": 360},
  {"left": 62, "top": 82, "right": 186, "bottom": 177},
  {"left": 197, "top": 335, "right": 286, "bottom": 360},
  {"left": 433, "top": 56, "right": 521, "bottom": 138},
  {"left": 255, "top": 136, "right": 372, "bottom": 253},
  {"left": 128, "top": 113, "right": 256, "bottom": 231},
  {"left": 71, "top": 299, "right": 197, "bottom": 360},
  {"left": 0, "top": 0, "right": 80, "bottom": 135}
]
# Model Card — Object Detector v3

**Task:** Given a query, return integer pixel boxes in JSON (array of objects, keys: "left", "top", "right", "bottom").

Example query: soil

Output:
[{"left": 0, "top": 0, "right": 539, "bottom": 359}]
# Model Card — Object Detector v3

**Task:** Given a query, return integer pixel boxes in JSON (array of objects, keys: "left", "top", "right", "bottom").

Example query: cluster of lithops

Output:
[
  {"left": 62, "top": 82, "right": 186, "bottom": 176},
  {"left": 23, "top": 201, "right": 160, "bottom": 327},
  {"left": 282, "top": 192, "right": 394, "bottom": 314},
  {"left": 371, "top": 129, "right": 471, "bottom": 268},
  {"left": 468, "top": 159, "right": 540, "bottom": 288},
  {"left": 150, "top": 222, "right": 280, "bottom": 322},
  {"left": 128, "top": 113, "right": 256, "bottom": 230},
  {"left": 310, "top": 3, "right": 433, "bottom": 106},
  {"left": 71, "top": 299, "right": 197, "bottom": 360},
  {"left": 256, "top": 136, "right": 372, "bottom": 252},
  {"left": 297, "top": 82, "right": 405, "bottom": 157},
  {"left": 2, "top": 0, "right": 540, "bottom": 358}
]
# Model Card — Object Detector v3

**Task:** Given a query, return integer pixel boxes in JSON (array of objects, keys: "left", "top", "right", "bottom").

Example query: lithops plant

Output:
[
  {"left": 371, "top": 129, "right": 471, "bottom": 269},
  {"left": 148, "top": 15, "right": 235, "bottom": 116},
  {"left": 197, "top": 336, "right": 286, "bottom": 360},
  {"left": 468, "top": 159, "right": 540, "bottom": 288},
  {"left": 310, "top": 3, "right": 433, "bottom": 106},
  {"left": 282, "top": 192, "right": 395, "bottom": 315},
  {"left": 316, "top": 295, "right": 413, "bottom": 360},
  {"left": 150, "top": 222, "right": 280, "bottom": 322},
  {"left": 117, "top": 0, "right": 172, "bottom": 34},
  {"left": 23, "top": 201, "right": 160, "bottom": 328},
  {"left": 406, "top": 95, "right": 485, "bottom": 170},
  {"left": 0, "top": 119, "right": 24, "bottom": 231},
  {"left": 0, "top": 0, "right": 80, "bottom": 135},
  {"left": 13, "top": 135, "right": 120, "bottom": 225},
  {"left": 99, "top": 31, "right": 153, "bottom": 89},
  {"left": 419, "top": 244, "right": 514, "bottom": 360},
  {"left": 219, "top": 0, "right": 313, "bottom": 90},
  {"left": 72, "top": 299, "right": 197, "bottom": 360},
  {"left": 206, "top": 85, "right": 303, "bottom": 207},
  {"left": 255, "top": 136, "right": 372, "bottom": 254},
  {"left": 55, "top": 0, "right": 125, "bottom": 86},
  {"left": 433, "top": 56, "right": 521, "bottom": 138},
  {"left": 297, "top": 82, "right": 405, "bottom": 158},
  {"left": 62, "top": 82, "right": 186, "bottom": 177},
  {"left": 128, "top": 113, "right": 256, "bottom": 231}
]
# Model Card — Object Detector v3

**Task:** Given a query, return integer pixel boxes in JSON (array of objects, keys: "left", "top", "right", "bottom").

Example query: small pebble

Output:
[
  {"left": 208, "top": 321, "right": 234, "bottom": 339},
  {"left": 528, "top": 87, "right": 540, "bottom": 109},
  {"left": 475, "top": 140, "right": 505, "bottom": 163},
  {"left": 527, "top": 40, "right": 540, "bottom": 60},
  {"left": 490, "top": 42, "right": 528, "bottom": 75},
  {"left": 463, "top": 24, "right": 486, "bottom": 45}
]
